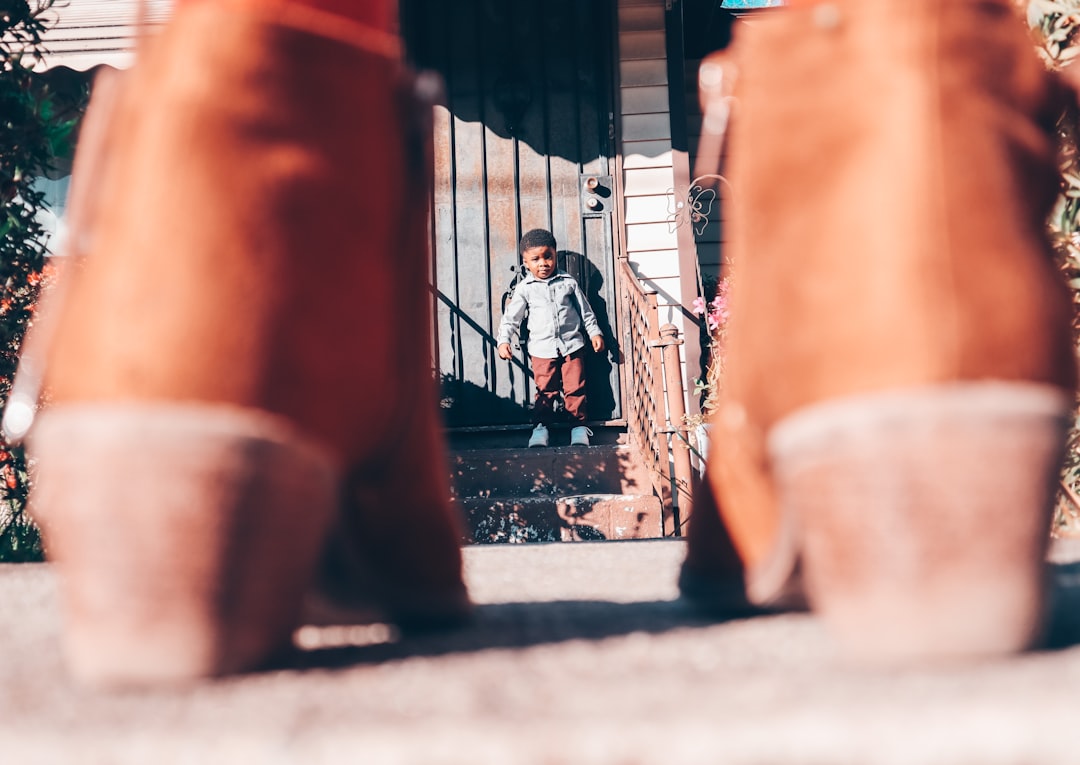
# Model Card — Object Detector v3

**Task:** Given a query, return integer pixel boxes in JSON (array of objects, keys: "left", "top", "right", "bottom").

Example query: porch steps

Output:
[{"left": 448, "top": 437, "right": 664, "bottom": 544}]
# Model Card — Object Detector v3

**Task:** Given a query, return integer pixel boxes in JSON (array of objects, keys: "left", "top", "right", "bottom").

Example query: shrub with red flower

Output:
[
  {"left": 1021, "top": 0, "right": 1080, "bottom": 536},
  {"left": 690, "top": 275, "right": 731, "bottom": 418},
  {"left": 1, "top": 1, "right": 82, "bottom": 561}
]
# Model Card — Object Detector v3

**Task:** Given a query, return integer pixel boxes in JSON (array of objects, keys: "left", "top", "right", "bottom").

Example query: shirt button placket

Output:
[{"left": 551, "top": 282, "right": 563, "bottom": 355}]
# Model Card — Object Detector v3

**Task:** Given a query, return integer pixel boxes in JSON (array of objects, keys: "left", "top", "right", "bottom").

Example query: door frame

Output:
[{"left": 402, "top": 0, "right": 629, "bottom": 432}]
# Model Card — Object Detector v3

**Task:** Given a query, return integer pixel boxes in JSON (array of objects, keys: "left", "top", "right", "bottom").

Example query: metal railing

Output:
[{"left": 619, "top": 260, "right": 695, "bottom": 536}]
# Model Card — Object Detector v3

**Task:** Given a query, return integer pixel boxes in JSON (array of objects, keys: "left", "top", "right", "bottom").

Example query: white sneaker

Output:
[
  {"left": 528, "top": 423, "right": 549, "bottom": 448},
  {"left": 570, "top": 426, "right": 593, "bottom": 446}
]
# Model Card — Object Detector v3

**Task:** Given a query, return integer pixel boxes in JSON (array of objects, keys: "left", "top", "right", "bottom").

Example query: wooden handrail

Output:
[
  {"left": 658, "top": 324, "right": 694, "bottom": 534},
  {"left": 619, "top": 260, "right": 694, "bottom": 535}
]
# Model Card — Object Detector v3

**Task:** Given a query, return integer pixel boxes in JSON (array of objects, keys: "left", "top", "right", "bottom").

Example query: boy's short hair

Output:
[{"left": 518, "top": 228, "right": 557, "bottom": 256}]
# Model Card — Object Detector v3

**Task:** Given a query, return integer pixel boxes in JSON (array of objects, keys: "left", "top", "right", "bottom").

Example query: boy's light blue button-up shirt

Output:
[{"left": 497, "top": 270, "right": 602, "bottom": 360}]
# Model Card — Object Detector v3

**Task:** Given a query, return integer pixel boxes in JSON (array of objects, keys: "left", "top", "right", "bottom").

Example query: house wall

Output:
[
  {"left": 618, "top": 0, "right": 682, "bottom": 318},
  {"left": 33, "top": 0, "right": 171, "bottom": 71},
  {"left": 683, "top": 53, "right": 728, "bottom": 285},
  {"left": 617, "top": 0, "right": 700, "bottom": 408},
  {"left": 680, "top": 4, "right": 740, "bottom": 286}
]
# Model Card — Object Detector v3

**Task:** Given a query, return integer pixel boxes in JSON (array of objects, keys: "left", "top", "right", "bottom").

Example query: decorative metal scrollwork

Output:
[{"left": 668, "top": 174, "right": 730, "bottom": 237}]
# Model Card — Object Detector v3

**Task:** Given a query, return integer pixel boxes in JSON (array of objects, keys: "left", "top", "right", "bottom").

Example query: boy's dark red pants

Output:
[{"left": 531, "top": 350, "right": 586, "bottom": 425}]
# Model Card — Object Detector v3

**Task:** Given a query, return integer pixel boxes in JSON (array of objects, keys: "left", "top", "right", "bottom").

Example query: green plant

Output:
[
  {"left": 0, "top": 0, "right": 80, "bottom": 561},
  {"left": 1022, "top": 0, "right": 1080, "bottom": 535},
  {"left": 688, "top": 274, "right": 731, "bottom": 429}
]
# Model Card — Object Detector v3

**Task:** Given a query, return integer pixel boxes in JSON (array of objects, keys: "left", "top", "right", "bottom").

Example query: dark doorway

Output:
[{"left": 403, "top": 0, "right": 621, "bottom": 428}]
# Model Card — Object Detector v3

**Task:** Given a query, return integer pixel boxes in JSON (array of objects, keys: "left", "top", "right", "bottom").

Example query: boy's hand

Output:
[
  {"left": 591, "top": 334, "right": 605, "bottom": 353},
  {"left": 497, "top": 343, "right": 513, "bottom": 360}
]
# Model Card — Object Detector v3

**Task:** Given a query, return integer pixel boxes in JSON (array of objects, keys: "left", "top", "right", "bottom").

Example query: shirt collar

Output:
[{"left": 522, "top": 269, "right": 567, "bottom": 285}]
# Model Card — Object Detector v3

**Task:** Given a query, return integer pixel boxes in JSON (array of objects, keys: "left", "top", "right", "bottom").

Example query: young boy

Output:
[{"left": 497, "top": 229, "right": 605, "bottom": 447}]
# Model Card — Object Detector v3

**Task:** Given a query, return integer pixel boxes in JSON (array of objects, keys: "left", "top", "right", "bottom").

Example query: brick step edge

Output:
[
  {"left": 458, "top": 493, "right": 663, "bottom": 545},
  {"left": 450, "top": 444, "right": 655, "bottom": 498}
]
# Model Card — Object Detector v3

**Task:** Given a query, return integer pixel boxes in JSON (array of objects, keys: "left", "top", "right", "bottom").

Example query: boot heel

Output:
[
  {"left": 28, "top": 403, "right": 339, "bottom": 685},
  {"left": 768, "top": 382, "right": 1071, "bottom": 663}
]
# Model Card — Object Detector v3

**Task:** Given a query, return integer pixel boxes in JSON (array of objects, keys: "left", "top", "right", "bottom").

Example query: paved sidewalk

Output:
[{"left": 3, "top": 539, "right": 1080, "bottom": 764}]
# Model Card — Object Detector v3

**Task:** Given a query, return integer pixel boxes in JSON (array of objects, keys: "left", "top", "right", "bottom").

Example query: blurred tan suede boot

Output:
[
  {"left": 682, "top": 0, "right": 1077, "bottom": 662},
  {"left": 26, "top": 0, "right": 468, "bottom": 685}
]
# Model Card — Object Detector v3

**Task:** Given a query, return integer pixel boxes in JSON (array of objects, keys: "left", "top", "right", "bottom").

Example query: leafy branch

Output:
[{"left": 0, "top": 0, "right": 80, "bottom": 561}]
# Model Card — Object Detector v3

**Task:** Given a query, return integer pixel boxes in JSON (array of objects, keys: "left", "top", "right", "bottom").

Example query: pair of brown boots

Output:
[
  {"left": 22, "top": 0, "right": 1076, "bottom": 682},
  {"left": 23, "top": 1, "right": 469, "bottom": 684},
  {"left": 684, "top": 0, "right": 1078, "bottom": 662}
]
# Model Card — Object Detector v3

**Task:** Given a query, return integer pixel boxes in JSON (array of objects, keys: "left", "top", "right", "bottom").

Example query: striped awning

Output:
[{"left": 26, "top": 0, "right": 173, "bottom": 71}]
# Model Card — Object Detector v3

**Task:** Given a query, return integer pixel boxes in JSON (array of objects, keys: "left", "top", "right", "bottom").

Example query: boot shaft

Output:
[
  {"left": 689, "top": 0, "right": 1078, "bottom": 610},
  {"left": 28, "top": 2, "right": 469, "bottom": 684},
  {"left": 723, "top": 0, "right": 1076, "bottom": 426},
  {"left": 45, "top": 1, "right": 437, "bottom": 462}
]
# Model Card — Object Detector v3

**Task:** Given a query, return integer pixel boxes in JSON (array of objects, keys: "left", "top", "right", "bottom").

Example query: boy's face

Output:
[{"left": 522, "top": 245, "right": 557, "bottom": 280}]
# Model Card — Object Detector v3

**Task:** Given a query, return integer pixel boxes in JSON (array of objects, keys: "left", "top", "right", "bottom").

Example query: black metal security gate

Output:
[{"left": 403, "top": 0, "right": 620, "bottom": 428}]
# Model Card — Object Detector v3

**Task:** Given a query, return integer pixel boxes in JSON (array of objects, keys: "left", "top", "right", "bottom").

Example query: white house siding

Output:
[
  {"left": 617, "top": 0, "right": 697, "bottom": 409},
  {"left": 32, "top": 0, "right": 172, "bottom": 71},
  {"left": 683, "top": 55, "right": 728, "bottom": 284}
]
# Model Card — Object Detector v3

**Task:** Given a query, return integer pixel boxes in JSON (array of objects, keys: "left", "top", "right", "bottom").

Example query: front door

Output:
[{"left": 403, "top": 0, "right": 620, "bottom": 428}]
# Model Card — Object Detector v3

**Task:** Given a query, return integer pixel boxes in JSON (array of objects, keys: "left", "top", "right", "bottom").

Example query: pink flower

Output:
[{"left": 695, "top": 277, "right": 733, "bottom": 335}]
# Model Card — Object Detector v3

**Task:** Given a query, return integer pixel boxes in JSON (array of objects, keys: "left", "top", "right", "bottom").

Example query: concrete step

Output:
[
  {"left": 459, "top": 492, "right": 663, "bottom": 544},
  {"left": 447, "top": 425, "right": 628, "bottom": 450},
  {"left": 450, "top": 434, "right": 664, "bottom": 546},
  {"left": 450, "top": 443, "right": 655, "bottom": 499}
]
